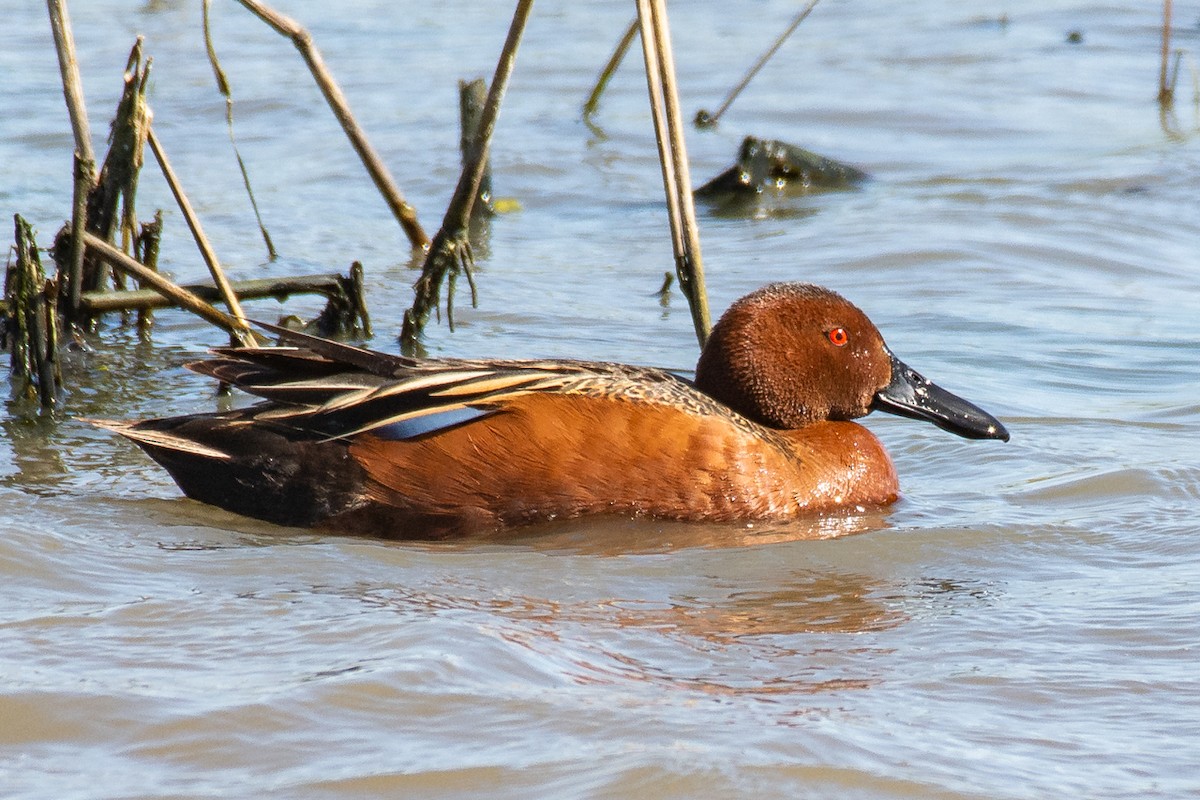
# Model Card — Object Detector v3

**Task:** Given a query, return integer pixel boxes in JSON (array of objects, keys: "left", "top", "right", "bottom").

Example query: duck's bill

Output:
[{"left": 871, "top": 351, "right": 1010, "bottom": 441}]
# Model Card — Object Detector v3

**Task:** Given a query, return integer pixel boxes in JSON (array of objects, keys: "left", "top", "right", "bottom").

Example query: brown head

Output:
[{"left": 694, "top": 283, "right": 1010, "bottom": 440}]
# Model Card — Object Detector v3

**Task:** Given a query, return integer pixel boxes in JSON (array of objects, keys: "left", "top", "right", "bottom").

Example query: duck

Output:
[{"left": 97, "top": 283, "right": 1009, "bottom": 538}]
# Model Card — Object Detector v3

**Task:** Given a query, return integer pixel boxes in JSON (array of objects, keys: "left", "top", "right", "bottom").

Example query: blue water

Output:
[{"left": 2, "top": 1, "right": 1199, "bottom": 798}]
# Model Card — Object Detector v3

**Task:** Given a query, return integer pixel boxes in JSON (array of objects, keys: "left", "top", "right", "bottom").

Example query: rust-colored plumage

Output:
[{"left": 97, "top": 283, "right": 1008, "bottom": 538}]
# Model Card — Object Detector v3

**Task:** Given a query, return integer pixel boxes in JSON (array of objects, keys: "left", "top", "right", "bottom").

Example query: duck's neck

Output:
[{"left": 693, "top": 346, "right": 815, "bottom": 430}]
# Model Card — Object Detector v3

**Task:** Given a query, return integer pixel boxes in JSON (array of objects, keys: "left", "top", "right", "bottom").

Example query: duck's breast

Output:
[{"left": 345, "top": 392, "right": 898, "bottom": 532}]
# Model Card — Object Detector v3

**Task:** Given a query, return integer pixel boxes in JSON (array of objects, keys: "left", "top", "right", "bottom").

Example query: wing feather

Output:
[{"left": 173, "top": 333, "right": 720, "bottom": 442}]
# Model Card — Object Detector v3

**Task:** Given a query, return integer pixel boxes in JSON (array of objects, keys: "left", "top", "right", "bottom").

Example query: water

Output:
[{"left": 3, "top": 0, "right": 1200, "bottom": 797}]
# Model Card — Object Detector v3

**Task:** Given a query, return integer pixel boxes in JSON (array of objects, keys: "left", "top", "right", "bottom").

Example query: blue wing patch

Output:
[{"left": 371, "top": 405, "right": 496, "bottom": 441}]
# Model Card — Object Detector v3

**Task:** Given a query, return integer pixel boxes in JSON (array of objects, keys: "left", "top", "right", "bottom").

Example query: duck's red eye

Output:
[{"left": 827, "top": 327, "right": 849, "bottom": 347}]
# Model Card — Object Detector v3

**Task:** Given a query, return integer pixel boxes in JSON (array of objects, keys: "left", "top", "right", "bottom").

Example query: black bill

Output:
[{"left": 871, "top": 351, "right": 1010, "bottom": 441}]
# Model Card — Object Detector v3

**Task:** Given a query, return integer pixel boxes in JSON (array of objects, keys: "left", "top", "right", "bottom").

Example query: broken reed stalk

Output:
[
  {"left": 146, "top": 127, "right": 254, "bottom": 347},
  {"left": 48, "top": 0, "right": 97, "bottom": 319},
  {"left": 636, "top": 0, "right": 711, "bottom": 346},
  {"left": 133, "top": 210, "right": 162, "bottom": 333},
  {"left": 81, "top": 37, "right": 151, "bottom": 297},
  {"left": 46, "top": 0, "right": 94, "bottom": 165},
  {"left": 444, "top": 8, "right": 531, "bottom": 237},
  {"left": 67, "top": 152, "right": 95, "bottom": 318},
  {"left": 656, "top": 271, "right": 673, "bottom": 301},
  {"left": 1158, "top": 0, "right": 1174, "bottom": 104},
  {"left": 583, "top": 18, "right": 638, "bottom": 117},
  {"left": 34, "top": 273, "right": 61, "bottom": 406},
  {"left": 400, "top": 0, "right": 534, "bottom": 351},
  {"left": 8, "top": 216, "right": 62, "bottom": 406},
  {"left": 348, "top": 260, "right": 371, "bottom": 336},
  {"left": 306, "top": 260, "right": 372, "bottom": 337},
  {"left": 83, "top": 233, "right": 247, "bottom": 338},
  {"left": 233, "top": 0, "right": 429, "bottom": 251},
  {"left": 459, "top": 78, "right": 494, "bottom": 220},
  {"left": 695, "top": 0, "right": 820, "bottom": 128},
  {"left": 202, "top": 0, "right": 277, "bottom": 261}
]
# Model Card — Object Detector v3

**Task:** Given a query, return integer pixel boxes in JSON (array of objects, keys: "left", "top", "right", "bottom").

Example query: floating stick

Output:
[{"left": 79, "top": 273, "right": 352, "bottom": 314}]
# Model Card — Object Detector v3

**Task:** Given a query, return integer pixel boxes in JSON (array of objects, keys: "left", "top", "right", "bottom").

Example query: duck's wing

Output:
[{"left": 186, "top": 326, "right": 719, "bottom": 443}]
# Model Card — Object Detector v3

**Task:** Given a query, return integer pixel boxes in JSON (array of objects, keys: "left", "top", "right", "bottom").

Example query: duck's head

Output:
[{"left": 693, "top": 283, "right": 1009, "bottom": 441}]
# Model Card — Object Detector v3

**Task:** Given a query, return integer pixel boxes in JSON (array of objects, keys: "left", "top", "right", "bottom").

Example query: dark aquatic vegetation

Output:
[{"left": 695, "top": 136, "right": 869, "bottom": 201}]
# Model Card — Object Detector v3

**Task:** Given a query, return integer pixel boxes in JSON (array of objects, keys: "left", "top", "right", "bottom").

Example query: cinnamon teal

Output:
[{"left": 97, "top": 283, "right": 1009, "bottom": 537}]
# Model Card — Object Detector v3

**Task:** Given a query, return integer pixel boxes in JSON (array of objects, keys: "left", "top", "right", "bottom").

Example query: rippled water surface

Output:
[{"left": 3, "top": 1, "right": 1200, "bottom": 797}]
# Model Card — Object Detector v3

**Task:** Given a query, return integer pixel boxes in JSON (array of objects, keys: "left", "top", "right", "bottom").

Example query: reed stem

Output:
[
  {"left": 695, "top": 0, "right": 820, "bottom": 127},
  {"left": 203, "top": 0, "right": 278, "bottom": 260},
  {"left": 583, "top": 18, "right": 638, "bottom": 117},
  {"left": 1158, "top": 0, "right": 1174, "bottom": 104},
  {"left": 401, "top": 0, "right": 534, "bottom": 350},
  {"left": 46, "top": 0, "right": 94, "bottom": 165},
  {"left": 636, "top": 0, "right": 710, "bottom": 346},
  {"left": 146, "top": 127, "right": 254, "bottom": 346},
  {"left": 234, "top": 0, "right": 429, "bottom": 251}
]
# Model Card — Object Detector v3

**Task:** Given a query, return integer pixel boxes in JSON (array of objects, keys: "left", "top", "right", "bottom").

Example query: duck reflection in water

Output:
[{"left": 344, "top": 559, "right": 946, "bottom": 699}]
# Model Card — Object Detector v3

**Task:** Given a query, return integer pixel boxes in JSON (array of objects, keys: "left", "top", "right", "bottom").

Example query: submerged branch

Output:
[{"left": 83, "top": 233, "right": 248, "bottom": 339}]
